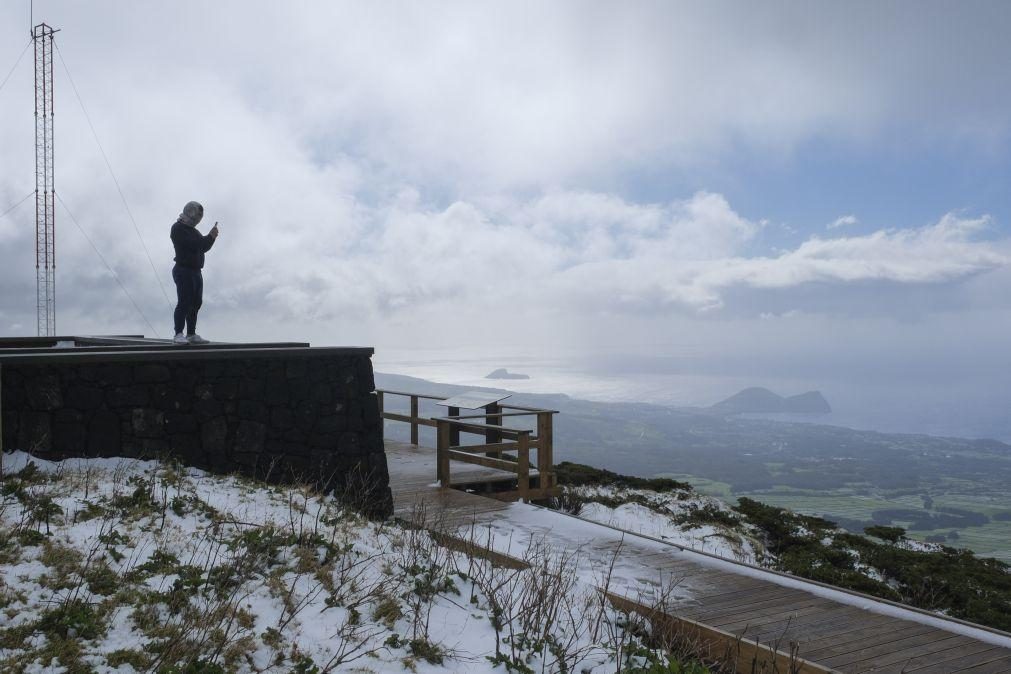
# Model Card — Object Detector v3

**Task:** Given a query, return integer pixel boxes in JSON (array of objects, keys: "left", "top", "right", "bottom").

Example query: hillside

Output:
[
  {"left": 0, "top": 452, "right": 713, "bottom": 673},
  {"left": 710, "top": 387, "right": 831, "bottom": 414},
  {"left": 550, "top": 463, "right": 1011, "bottom": 632},
  {"left": 376, "top": 372, "right": 1011, "bottom": 562}
]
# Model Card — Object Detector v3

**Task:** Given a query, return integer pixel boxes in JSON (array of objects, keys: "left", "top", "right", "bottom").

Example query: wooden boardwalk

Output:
[{"left": 385, "top": 441, "right": 1011, "bottom": 673}]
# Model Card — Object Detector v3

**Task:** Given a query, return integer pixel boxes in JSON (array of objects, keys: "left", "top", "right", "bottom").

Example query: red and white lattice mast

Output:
[{"left": 33, "top": 22, "right": 58, "bottom": 336}]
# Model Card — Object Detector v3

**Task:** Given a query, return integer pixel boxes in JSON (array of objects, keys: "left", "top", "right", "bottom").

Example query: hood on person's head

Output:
[{"left": 178, "top": 201, "right": 204, "bottom": 227}]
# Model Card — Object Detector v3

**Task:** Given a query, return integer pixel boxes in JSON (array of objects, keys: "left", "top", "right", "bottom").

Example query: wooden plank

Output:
[
  {"left": 451, "top": 470, "right": 541, "bottom": 486},
  {"left": 484, "top": 402, "right": 502, "bottom": 445},
  {"left": 952, "top": 655, "right": 1011, "bottom": 673},
  {"left": 691, "top": 591, "right": 824, "bottom": 624},
  {"left": 382, "top": 434, "right": 1011, "bottom": 674},
  {"left": 908, "top": 647, "right": 1011, "bottom": 674},
  {"left": 733, "top": 600, "right": 858, "bottom": 633},
  {"left": 500, "top": 403, "right": 560, "bottom": 414},
  {"left": 745, "top": 605, "right": 876, "bottom": 644},
  {"left": 374, "top": 388, "right": 446, "bottom": 401},
  {"left": 448, "top": 442, "right": 520, "bottom": 455},
  {"left": 536, "top": 411, "right": 554, "bottom": 487},
  {"left": 840, "top": 635, "right": 977, "bottom": 672},
  {"left": 410, "top": 395, "right": 419, "bottom": 445},
  {"left": 448, "top": 407, "right": 461, "bottom": 445},
  {"left": 805, "top": 627, "right": 951, "bottom": 664},
  {"left": 436, "top": 421, "right": 450, "bottom": 487},
  {"left": 447, "top": 451, "right": 518, "bottom": 473},
  {"left": 675, "top": 577, "right": 774, "bottom": 603},
  {"left": 665, "top": 568, "right": 757, "bottom": 585},
  {"left": 682, "top": 583, "right": 805, "bottom": 611},
  {"left": 888, "top": 643, "right": 1005, "bottom": 673},
  {"left": 718, "top": 602, "right": 844, "bottom": 641},
  {"left": 383, "top": 411, "right": 438, "bottom": 427},
  {"left": 517, "top": 434, "right": 529, "bottom": 502},
  {"left": 678, "top": 589, "right": 806, "bottom": 621},
  {"left": 794, "top": 617, "right": 930, "bottom": 656},
  {"left": 710, "top": 603, "right": 873, "bottom": 634},
  {"left": 606, "top": 592, "right": 837, "bottom": 674}
]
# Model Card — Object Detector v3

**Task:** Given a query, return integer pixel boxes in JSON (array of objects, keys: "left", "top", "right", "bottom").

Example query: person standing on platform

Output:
[{"left": 170, "top": 201, "right": 219, "bottom": 344}]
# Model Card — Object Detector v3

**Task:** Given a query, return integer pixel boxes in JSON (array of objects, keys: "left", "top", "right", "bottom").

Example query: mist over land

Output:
[
  {"left": 374, "top": 348, "right": 1011, "bottom": 443},
  {"left": 376, "top": 370, "right": 1011, "bottom": 563}
]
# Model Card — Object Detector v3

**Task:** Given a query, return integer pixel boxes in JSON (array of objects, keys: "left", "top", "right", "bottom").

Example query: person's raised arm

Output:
[{"left": 201, "top": 222, "right": 219, "bottom": 252}]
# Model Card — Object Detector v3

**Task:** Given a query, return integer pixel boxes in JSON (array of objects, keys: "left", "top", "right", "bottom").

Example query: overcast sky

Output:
[{"left": 1, "top": 2, "right": 1010, "bottom": 429}]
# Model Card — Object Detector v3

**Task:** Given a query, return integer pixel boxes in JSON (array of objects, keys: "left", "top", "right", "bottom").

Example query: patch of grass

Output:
[
  {"left": 15, "top": 529, "right": 46, "bottom": 547},
  {"left": 736, "top": 497, "right": 1011, "bottom": 630},
  {"left": 161, "top": 660, "right": 227, "bottom": 674},
  {"left": 107, "top": 647, "right": 152, "bottom": 669},
  {"left": 74, "top": 499, "right": 107, "bottom": 523},
  {"left": 407, "top": 637, "right": 445, "bottom": 665},
  {"left": 110, "top": 477, "right": 159, "bottom": 518},
  {"left": 170, "top": 494, "right": 220, "bottom": 520},
  {"left": 84, "top": 561, "right": 119, "bottom": 596},
  {"left": 38, "top": 540, "right": 84, "bottom": 590},
  {"left": 555, "top": 462, "right": 692, "bottom": 493},
  {"left": 36, "top": 599, "right": 105, "bottom": 640},
  {"left": 372, "top": 595, "right": 403, "bottom": 628},
  {"left": 130, "top": 548, "right": 181, "bottom": 580}
]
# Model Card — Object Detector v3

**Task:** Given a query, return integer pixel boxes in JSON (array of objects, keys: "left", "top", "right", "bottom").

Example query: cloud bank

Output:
[{"left": 0, "top": 1, "right": 1007, "bottom": 417}]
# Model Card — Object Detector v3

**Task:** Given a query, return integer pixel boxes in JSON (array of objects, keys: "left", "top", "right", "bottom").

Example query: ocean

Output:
[{"left": 374, "top": 346, "right": 1011, "bottom": 443}]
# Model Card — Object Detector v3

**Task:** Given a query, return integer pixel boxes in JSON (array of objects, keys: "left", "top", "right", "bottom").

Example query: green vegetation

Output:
[
  {"left": 379, "top": 373, "right": 1011, "bottom": 563},
  {"left": 736, "top": 498, "right": 1011, "bottom": 631},
  {"left": 725, "top": 487, "right": 1011, "bottom": 563},
  {"left": 555, "top": 462, "right": 691, "bottom": 493},
  {"left": 554, "top": 461, "right": 1011, "bottom": 633},
  {"left": 0, "top": 456, "right": 728, "bottom": 673}
]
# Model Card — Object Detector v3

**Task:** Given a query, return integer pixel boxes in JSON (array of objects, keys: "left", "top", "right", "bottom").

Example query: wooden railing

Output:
[{"left": 375, "top": 389, "right": 559, "bottom": 502}]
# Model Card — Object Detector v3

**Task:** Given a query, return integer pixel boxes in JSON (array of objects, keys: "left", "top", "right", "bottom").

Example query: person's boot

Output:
[{"left": 173, "top": 333, "right": 188, "bottom": 344}]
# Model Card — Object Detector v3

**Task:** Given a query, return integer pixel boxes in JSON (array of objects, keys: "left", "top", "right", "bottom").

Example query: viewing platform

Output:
[
  {"left": 381, "top": 390, "right": 1011, "bottom": 674},
  {"left": 0, "top": 335, "right": 392, "bottom": 516}
]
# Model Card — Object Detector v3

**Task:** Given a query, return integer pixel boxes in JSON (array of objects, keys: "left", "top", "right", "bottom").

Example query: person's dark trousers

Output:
[{"left": 172, "top": 265, "right": 203, "bottom": 335}]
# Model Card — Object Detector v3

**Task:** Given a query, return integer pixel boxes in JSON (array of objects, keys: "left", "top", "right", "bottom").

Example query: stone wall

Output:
[{"left": 0, "top": 350, "right": 392, "bottom": 517}]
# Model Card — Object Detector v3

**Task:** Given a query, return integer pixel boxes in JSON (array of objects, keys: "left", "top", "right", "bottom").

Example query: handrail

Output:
[
  {"left": 374, "top": 388, "right": 447, "bottom": 401},
  {"left": 432, "top": 417, "right": 529, "bottom": 436},
  {"left": 501, "top": 403, "right": 559, "bottom": 414},
  {"left": 377, "top": 387, "right": 557, "bottom": 502},
  {"left": 446, "top": 411, "right": 545, "bottom": 420}
]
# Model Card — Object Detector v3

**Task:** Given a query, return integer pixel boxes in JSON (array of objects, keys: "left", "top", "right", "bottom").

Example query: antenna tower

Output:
[{"left": 32, "top": 22, "right": 58, "bottom": 336}]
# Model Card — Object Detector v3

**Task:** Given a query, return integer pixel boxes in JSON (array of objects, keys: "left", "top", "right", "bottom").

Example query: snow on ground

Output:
[
  {"left": 456, "top": 502, "right": 1011, "bottom": 651},
  {"left": 0, "top": 452, "right": 684, "bottom": 673},
  {"left": 564, "top": 484, "right": 764, "bottom": 565},
  {"left": 897, "top": 538, "right": 944, "bottom": 553}
]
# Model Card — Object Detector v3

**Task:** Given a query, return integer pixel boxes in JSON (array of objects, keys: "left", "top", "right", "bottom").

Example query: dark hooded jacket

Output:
[{"left": 171, "top": 221, "right": 216, "bottom": 269}]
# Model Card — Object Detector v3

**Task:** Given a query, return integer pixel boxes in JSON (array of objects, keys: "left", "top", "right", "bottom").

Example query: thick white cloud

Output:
[
  {"left": 206, "top": 191, "right": 1005, "bottom": 320},
  {"left": 0, "top": 1, "right": 1007, "bottom": 369},
  {"left": 5, "top": 2, "right": 1011, "bottom": 189}
]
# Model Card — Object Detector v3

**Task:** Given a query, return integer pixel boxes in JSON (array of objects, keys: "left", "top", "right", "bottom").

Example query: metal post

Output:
[
  {"left": 33, "top": 23, "right": 58, "bottom": 336},
  {"left": 0, "top": 363, "right": 4, "bottom": 478}
]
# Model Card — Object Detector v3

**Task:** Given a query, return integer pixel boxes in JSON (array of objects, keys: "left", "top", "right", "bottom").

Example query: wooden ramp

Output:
[{"left": 385, "top": 440, "right": 1011, "bottom": 673}]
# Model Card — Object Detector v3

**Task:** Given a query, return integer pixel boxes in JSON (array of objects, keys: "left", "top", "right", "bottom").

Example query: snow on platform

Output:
[{"left": 384, "top": 440, "right": 1011, "bottom": 672}]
